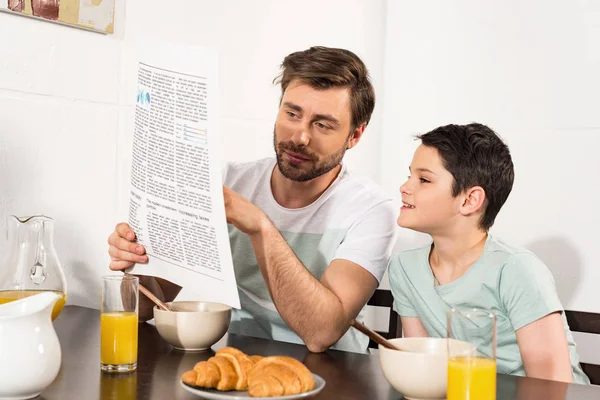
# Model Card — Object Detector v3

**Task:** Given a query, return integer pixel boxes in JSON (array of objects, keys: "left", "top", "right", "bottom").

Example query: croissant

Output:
[
  {"left": 182, "top": 347, "right": 263, "bottom": 391},
  {"left": 247, "top": 356, "right": 315, "bottom": 397}
]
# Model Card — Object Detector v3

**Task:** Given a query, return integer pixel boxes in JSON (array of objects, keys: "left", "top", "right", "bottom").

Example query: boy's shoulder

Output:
[
  {"left": 481, "top": 235, "right": 558, "bottom": 292},
  {"left": 390, "top": 242, "right": 432, "bottom": 273},
  {"left": 393, "top": 242, "right": 431, "bottom": 260},
  {"left": 484, "top": 235, "right": 549, "bottom": 271},
  {"left": 388, "top": 242, "right": 432, "bottom": 290}
]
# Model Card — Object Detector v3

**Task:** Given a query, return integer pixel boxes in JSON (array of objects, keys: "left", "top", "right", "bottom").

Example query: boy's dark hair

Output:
[
  {"left": 274, "top": 46, "right": 375, "bottom": 131},
  {"left": 418, "top": 123, "right": 514, "bottom": 230}
]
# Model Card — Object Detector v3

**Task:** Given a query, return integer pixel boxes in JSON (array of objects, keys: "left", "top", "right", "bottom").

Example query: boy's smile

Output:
[{"left": 401, "top": 201, "right": 415, "bottom": 209}]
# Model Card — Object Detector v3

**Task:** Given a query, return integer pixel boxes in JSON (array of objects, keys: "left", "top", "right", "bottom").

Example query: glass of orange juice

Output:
[
  {"left": 447, "top": 308, "right": 497, "bottom": 400},
  {"left": 101, "top": 275, "right": 139, "bottom": 373}
]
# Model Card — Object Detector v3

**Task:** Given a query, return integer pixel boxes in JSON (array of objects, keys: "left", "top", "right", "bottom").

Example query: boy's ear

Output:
[{"left": 460, "top": 186, "right": 486, "bottom": 216}]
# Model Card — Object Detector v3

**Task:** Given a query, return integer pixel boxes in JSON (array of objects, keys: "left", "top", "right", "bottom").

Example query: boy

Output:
[{"left": 389, "top": 123, "right": 589, "bottom": 384}]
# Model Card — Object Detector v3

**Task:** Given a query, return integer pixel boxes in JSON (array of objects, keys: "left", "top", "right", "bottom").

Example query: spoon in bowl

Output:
[
  {"left": 351, "top": 319, "right": 403, "bottom": 351},
  {"left": 124, "top": 273, "right": 172, "bottom": 312}
]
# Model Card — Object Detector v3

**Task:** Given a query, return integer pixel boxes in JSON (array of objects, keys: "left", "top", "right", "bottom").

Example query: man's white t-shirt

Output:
[{"left": 224, "top": 157, "right": 397, "bottom": 353}]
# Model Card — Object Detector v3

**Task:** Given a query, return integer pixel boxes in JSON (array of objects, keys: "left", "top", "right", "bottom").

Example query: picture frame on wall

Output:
[{"left": 0, "top": 0, "right": 115, "bottom": 34}]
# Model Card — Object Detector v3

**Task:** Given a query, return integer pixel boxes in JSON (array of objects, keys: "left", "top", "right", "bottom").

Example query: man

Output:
[{"left": 108, "top": 46, "right": 397, "bottom": 353}]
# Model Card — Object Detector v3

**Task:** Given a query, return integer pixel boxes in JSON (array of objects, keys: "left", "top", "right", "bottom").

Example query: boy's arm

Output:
[
  {"left": 516, "top": 312, "right": 573, "bottom": 383},
  {"left": 500, "top": 253, "right": 574, "bottom": 382},
  {"left": 401, "top": 316, "right": 429, "bottom": 337}
]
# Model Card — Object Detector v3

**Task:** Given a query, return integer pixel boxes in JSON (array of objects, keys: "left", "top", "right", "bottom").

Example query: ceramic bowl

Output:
[
  {"left": 379, "top": 337, "right": 474, "bottom": 400},
  {"left": 153, "top": 301, "right": 231, "bottom": 351}
]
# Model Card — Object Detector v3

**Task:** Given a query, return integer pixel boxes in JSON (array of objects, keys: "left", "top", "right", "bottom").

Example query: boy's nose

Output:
[{"left": 400, "top": 182, "right": 410, "bottom": 195}]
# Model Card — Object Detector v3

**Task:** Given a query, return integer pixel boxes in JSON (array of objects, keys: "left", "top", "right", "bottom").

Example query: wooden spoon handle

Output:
[
  {"left": 351, "top": 319, "right": 402, "bottom": 351},
  {"left": 138, "top": 283, "right": 171, "bottom": 312},
  {"left": 124, "top": 273, "right": 171, "bottom": 312}
]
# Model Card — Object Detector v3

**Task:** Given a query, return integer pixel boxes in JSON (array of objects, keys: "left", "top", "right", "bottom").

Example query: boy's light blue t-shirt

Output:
[{"left": 388, "top": 234, "right": 590, "bottom": 385}]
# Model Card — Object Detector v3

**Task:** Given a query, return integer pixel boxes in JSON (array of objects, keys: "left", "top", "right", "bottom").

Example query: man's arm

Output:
[
  {"left": 516, "top": 312, "right": 573, "bottom": 383},
  {"left": 224, "top": 186, "right": 381, "bottom": 352},
  {"left": 251, "top": 221, "right": 378, "bottom": 352}
]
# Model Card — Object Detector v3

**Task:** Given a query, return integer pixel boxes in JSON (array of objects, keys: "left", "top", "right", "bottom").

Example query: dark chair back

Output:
[
  {"left": 565, "top": 310, "right": 600, "bottom": 385},
  {"left": 366, "top": 289, "right": 402, "bottom": 349}
]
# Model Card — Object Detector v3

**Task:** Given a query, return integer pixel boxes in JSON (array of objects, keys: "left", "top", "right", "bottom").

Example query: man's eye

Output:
[
  {"left": 287, "top": 111, "right": 298, "bottom": 118},
  {"left": 315, "top": 122, "right": 330, "bottom": 130}
]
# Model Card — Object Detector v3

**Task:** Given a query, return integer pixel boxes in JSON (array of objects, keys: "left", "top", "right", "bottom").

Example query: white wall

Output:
[
  {"left": 0, "top": 6, "right": 126, "bottom": 308},
  {"left": 381, "top": 0, "right": 600, "bottom": 362}
]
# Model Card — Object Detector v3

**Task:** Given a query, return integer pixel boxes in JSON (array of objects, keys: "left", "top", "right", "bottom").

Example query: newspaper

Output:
[{"left": 126, "top": 39, "right": 240, "bottom": 309}]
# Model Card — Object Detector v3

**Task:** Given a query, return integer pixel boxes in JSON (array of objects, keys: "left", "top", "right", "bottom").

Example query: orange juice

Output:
[
  {"left": 100, "top": 312, "right": 138, "bottom": 366},
  {"left": 448, "top": 357, "right": 496, "bottom": 400},
  {"left": 0, "top": 290, "right": 66, "bottom": 321}
]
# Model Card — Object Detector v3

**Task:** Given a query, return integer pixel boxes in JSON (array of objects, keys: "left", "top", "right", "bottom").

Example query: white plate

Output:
[{"left": 180, "top": 373, "right": 326, "bottom": 399}]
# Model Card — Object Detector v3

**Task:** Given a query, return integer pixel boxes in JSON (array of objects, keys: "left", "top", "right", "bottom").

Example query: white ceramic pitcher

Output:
[{"left": 0, "top": 292, "right": 62, "bottom": 399}]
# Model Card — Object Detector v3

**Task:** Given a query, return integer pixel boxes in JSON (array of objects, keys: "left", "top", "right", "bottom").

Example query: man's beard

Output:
[{"left": 273, "top": 130, "right": 348, "bottom": 182}]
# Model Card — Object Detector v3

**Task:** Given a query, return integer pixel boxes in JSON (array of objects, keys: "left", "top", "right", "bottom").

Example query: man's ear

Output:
[
  {"left": 347, "top": 122, "right": 366, "bottom": 150},
  {"left": 460, "top": 186, "right": 486, "bottom": 216}
]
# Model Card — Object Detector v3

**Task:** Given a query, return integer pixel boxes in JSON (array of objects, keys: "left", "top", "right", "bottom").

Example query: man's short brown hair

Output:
[{"left": 275, "top": 46, "right": 375, "bottom": 130}]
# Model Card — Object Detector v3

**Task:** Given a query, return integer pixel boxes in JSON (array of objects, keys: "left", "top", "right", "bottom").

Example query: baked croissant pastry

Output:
[
  {"left": 247, "top": 356, "right": 315, "bottom": 397},
  {"left": 182, "top": 347, "right": 263, "bottom": 391}
]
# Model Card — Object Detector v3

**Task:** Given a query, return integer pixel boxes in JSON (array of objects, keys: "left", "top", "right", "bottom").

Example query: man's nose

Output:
[{"left": 291, "top": 127, "right": 310, "bottom": 146}]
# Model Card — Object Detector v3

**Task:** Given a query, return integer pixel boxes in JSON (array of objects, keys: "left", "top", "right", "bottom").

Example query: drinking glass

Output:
[
  {"left": 100, "top": 275, "right": 139, "bottom": 373},
  {"left": 447, "top": 308, "right": 497, "bottom": 400}
]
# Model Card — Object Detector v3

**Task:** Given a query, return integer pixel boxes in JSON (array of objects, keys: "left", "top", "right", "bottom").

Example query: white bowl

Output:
[
  {"left": 379, "top": 337, "right": 474, "bottom": 400},
  {"left": 153, "top": 301, "right": 231, "bottom": 351}
]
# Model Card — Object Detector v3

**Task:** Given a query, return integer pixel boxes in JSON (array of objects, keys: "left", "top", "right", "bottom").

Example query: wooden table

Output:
[{"left": 41, "top": 306, "right": 600, "bottom": 399}]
